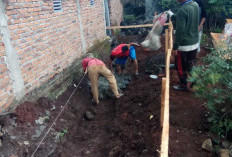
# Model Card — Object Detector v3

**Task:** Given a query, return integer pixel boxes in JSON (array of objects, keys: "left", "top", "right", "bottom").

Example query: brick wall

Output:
[
  {"left": 0, "top": 35, "right": 14, "bottom": 112},
  {"left": 0, "top": 0, "right": 107, "bottom": 112},
  {"left": 80, "top": 0, "right": 106, "bottom": 48},
  {"left": 108, "top": 0, "right": 123, "bottom": 26}
]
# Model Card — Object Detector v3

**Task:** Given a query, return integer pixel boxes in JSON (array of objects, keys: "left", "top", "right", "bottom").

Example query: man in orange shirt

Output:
[{"left": 82, "top": 54, "right": 122, "bottom": 104}]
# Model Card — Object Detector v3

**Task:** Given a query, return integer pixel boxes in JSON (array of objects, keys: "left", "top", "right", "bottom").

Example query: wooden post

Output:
[
  {"left": 106, "top": 23, "right": 170, "bottom": 29},
  {"left": 160, "top": 49, "right": 171, "bottom": 157},
  {"left": 160, "top": 20, "right": 173, "bottom": 157},
  {"left": 160, "top": 78, "right": 166, "bottom": 127},
  {"left": 165, "top": 29, "right": 169, "bottom": 56},
  {"left": 168, "top": 22, "right": 173, "bottom": 50}
]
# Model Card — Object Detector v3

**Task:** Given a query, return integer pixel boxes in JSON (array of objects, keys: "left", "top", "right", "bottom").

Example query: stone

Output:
[
  {"left": 0, "top": 132, "right": 3, "bottom": 137},
  {"left": 45, "top": 110, "right": 51, "bottom": 117},
  {"left": 84, "top": 111, "right": 94, "bottom": 120},
  {"left": 24, "top": 141, "right": 30, "bottom": 145},
  {"left": 10, "top": 136, "right": 16, "bottom": 140},
  {"left": 222, "top": 141, "right": 230, "bottom": 149},
  {"left": 32, "top": 125, "right": 46, "bottom": 139},
  {"left": 51, "top": 105, "right": 56, "bottom": 111},
  {"left": 219, "top": 149, "right": 230, "bottom": 157},
  {"left": 201, "top": 139, "right": 213, "bottom": 152},
  {"left": 0, "top": 139, "right": 2, "bottom": 147},
  {"left": 35, "top": 116, "right": 49, "bottom": 125}
]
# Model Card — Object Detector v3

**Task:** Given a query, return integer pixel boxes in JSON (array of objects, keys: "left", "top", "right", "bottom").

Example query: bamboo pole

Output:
[
  {"left": 106, "top": 23, "right": 170, "bottom": 29},
  {"left": 160, "top": 78, "right": 166, "bottom": 127}
]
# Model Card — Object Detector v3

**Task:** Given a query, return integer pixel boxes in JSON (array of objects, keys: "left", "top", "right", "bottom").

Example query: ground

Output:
[{"left": 0, "top": 35, "right": 216, "bottom": 157}]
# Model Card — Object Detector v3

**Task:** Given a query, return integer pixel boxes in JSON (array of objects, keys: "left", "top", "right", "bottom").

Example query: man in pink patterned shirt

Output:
[{"left": 82, "top": 53, "right": 122, "bottom": 104}]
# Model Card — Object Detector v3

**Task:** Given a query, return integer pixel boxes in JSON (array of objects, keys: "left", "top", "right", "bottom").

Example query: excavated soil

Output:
[{"left": 0, "top": 35, "right": 215, "bottom": 157}]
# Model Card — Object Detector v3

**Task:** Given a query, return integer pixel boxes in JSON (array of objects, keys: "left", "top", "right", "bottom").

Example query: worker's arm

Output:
[
  {"left": 133, "top": 59, "right": 139, "bottom": 75},
  {"left": 85, "top": 68, "right": 88, "bottom": 74},
  {"left": 198, "top": 17, "right": 206, "bottom": 32},
  {"left": 130, "top": 43, "right": 140, "bottom": 47}
]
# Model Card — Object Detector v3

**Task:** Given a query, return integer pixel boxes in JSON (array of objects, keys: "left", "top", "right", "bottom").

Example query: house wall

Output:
[{"left": 108, "top": 0, "right": 123, "bottom": 25}]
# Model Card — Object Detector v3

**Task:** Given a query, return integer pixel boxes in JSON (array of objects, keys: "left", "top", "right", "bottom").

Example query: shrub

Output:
[{"left": 189, "top": 48, "right": 232, "bottom": 139}]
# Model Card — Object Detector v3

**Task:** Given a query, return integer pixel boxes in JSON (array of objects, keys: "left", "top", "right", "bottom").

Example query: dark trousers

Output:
[{"left": 175, "top": 49, "right": 197, "bottom": 86}]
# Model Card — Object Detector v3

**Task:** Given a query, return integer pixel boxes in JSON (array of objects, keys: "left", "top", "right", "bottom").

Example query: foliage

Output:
[
  {"left": 59, "top": 129, "right": 68, "bottom": 138},
  {"left": 158, "top": 0, "right": 232, "bottom": 31},
  {"left": 157, "top": 0, "right": 179, "bottom": 13},
  {"left": 210, "top": 27, "right": 223, "bottom": 33},
  {"left": 189, "top": 48, "right": 232, "bottom": 139},
  {"left": 124, "top": 14, "right": 137, "bottom": 22},
  {"left": 200, "top": 33, "right": 208, "bottom": 46}
]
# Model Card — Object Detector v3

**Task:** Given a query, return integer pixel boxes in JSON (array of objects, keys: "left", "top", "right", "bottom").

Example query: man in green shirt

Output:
[{"left": 171, "top": 0, "right": 199, "bottom": 91}]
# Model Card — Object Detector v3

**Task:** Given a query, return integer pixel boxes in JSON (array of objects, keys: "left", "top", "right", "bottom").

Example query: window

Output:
[
  {"left": 53, "top": 0, "right": 62, "bottom": 12},
  {"left": 90, "top": 0, "right": 94, "bottom": 6}
]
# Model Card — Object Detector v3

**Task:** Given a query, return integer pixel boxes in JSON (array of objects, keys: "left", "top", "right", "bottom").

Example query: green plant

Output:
[
  {"left": 158, "top": 0, "right": 179, "bottom": 13},
  {"left": 59, "top": 129, "right": 68, "bottom": 138},
  {"left": 210, "top": 27, "right": 223, "bottom": 33},
  {"left": 113, "top": 28, "right": 121, "bottom": 38},
  {"left": 124, "top": 14, "right": 137, "bottom": 22},
  {"left": 201, "top": 33, "right": 209, "bottom": 46},
  {"left": 189, "top": 48, "right": 232, "bottom": 139}
]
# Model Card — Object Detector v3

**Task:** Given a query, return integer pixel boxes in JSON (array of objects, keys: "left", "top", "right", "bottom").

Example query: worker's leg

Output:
[
  {"left": 116, "top": 64, "right": 122, "bottom": 74},
  {"left": 177, "top": 51, "right": 188, "bottom": 86},
  {"left": 88, "top": 66, "right": 100, "bottom": 104},
  {"left": 173, "top": 51, "right": 188, "bottom": 91},
  {"left": 99, "top": 66, "right": 120, "bottom": 98},
  {"left": 115, "top": 57, "right": 128, "bottom": 74},
  {"left": 186, "top": 49, "right": 197, "bottom": 90}
]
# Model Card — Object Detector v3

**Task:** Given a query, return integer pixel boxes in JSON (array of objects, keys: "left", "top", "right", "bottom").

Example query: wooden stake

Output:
[
  {"left": 165, "top": 29, "right": 169, "bottom": 57},
  {"left": 160, "top": 49, "right": 171, "bottom": 157},
  {"left": 160, "top": 78, "right": 166, "bottom": 127},
  {"left": 106, "top": 23, "right": 170, "bottom": 29},
  {"left": 168, "top": 22, "right": 173, "bottom": 50}
]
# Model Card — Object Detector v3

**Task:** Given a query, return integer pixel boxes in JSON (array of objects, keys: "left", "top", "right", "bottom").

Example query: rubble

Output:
[{"left": 88, "top": 74, "right": 131, "bottom": 99}]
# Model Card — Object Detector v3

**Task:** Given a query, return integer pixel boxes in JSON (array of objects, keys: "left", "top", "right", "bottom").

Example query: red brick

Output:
[{"left": 0, "top": 94, "right": 8, "bottom": 101}]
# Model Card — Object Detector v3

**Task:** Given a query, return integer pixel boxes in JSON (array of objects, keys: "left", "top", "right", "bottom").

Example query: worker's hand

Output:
[
  {"left": 173, "top": 50, "right": 178, "bottom": 56},
  {"left": 131, "top": 43, "right": 140, "bottom": 47},
  {"left": 166, "top": 10, "right": 174, "bottom": 17}
]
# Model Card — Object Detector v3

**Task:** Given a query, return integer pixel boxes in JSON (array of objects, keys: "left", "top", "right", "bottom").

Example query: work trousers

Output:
[
  {"left": 175, "top": 49, "right": 197, "bottom": 86},
  {"left": 87, "top": 65, "right": 119, "bottom": 104}
]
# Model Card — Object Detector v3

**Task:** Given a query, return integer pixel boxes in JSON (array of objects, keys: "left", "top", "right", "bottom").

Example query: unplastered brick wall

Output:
[
  {"left": 6, "top": 0, "right": 83, "bottom": 93},
  {"left": 108, "top": 0, "right": 123, "bottom": 26},
  {"left": 0, "top": 35, "right": 14, "bottom": 111},
  {"left": 0, "top": 0, "right": 106, "bottom": 112},
  {"left": 80, "top": 0, "right": 106, "bottom": 48}
]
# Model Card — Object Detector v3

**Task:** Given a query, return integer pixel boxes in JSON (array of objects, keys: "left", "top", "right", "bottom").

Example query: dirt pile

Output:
[{"left": 144, "top": 52, "right": 165, "bottom": 75}]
